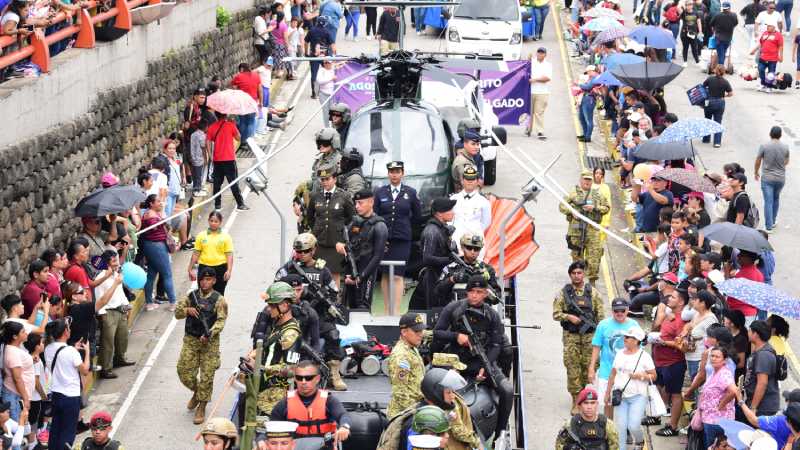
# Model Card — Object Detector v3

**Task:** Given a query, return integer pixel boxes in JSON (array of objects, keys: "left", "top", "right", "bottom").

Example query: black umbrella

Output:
[
  {"left": 700, "top": 222, "right": 773, "bottom": 253},
  {"left": 74, "top": 184, "right": 147, "bottom": 217},
  {"left": 633, "top": 139, "right": 695, "bottom": 160},
  {"left": 610, "top": 61, "right": 683, "bottom": 91}
]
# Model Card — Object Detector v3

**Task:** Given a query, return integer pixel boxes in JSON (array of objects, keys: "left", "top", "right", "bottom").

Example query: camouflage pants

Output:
[
  {"left": 176, "top": 335, "right": 221, "bottom": 402},
  {"left": 570, "top": 235, "right": 604, "bottom": 282},
  {"left": 562, "top": 332, "right": 593, "bottom": 395},
  {"left": 258, "top": 386, "right": 288, "bottom": 415}
]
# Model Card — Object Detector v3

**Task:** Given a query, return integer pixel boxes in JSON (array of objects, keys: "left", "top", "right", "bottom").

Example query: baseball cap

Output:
[
  {"left": 580, "top": 169, "right": 593, "bottom": 180},
  {"left": 90, "top": 411, "right": 113, "bottom": 428},
  {"left": 659, "top": 272, "right": 679, "bottom": 285},
  {"left": 785, "top": 403, "right": 800, "bottom": 425},
  {"left": 466, "top": 275, "right": 488, "bottom": 290},
  {"left": 721, "top": 1, "right": 731, "bottom": 8},
  {"left": 783, "top": 389, "right": 800, "bottom": 403},
  {"left": 611, "top": 298, "right": 629, "bottom": 311},
  {"left": 101, "top": 172, "right": 119, "bottom": 188},
  {"left": 577, "top": 386, "right": 599, "bottom": 404},
  {"left": 707, "top": 269, "right": 725, "bottom": 285},
  {"left": 623, "top": 327, "right": 645, "bottom": 342},
  {"left": 279, "top": 274, "right": 303, "bottom": 287},
  {"left": 431, "top": 198, "right": 457, "bottom": 213},
  {"left": 399, "top": 312, "right": 426, "bottom": 332},
  {"left": 537, "top": 47, "right": 547, "bottom": 53}
]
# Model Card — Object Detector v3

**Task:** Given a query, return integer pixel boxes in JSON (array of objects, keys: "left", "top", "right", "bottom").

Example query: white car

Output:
[{"left": 445, "top": 0, "right": 528, "bottom": 61}]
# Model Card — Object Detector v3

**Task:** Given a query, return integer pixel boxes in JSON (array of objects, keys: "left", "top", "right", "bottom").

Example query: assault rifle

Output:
[
  {"left": 563, "top": 289, "right": 597, "bottom": 335},
  {"left": 189, "top": 291, "right": 212, "bottom": 340},
  {"left": 292, "top": 261, "right": 348, "bottom": 325},
  {"left": 460, "top": 313, "right": 499, "bottom": 389},
  {"left": 342, "top": 224, "right": 360, "bottom": 286},
  {"left": 450, "top": 251, "right": 499, "bottom": 303},
  {"left": 301, "top": 341, "right": 331, "bottom": 387}
]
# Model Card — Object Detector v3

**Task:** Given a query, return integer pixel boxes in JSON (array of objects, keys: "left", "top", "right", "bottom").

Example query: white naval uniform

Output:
[{"left": 450, "top": 189, "right": 492, "bottom": 257}]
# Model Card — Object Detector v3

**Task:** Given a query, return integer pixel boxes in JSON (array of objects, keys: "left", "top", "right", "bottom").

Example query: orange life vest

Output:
[{"left": 286, "top": 389, "right": 338, "bottom": 437}]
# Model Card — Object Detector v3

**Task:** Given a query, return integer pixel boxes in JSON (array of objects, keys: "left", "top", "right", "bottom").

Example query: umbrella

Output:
[
  {"left": 718, "top": 419, "right": 756, "bottom": 450},
  {"left": 629, "top": 25, "right": 677, "bottom": 49},
  {"left": 592, "top": 27, "right": 631, "bottom": 46},
  {"left": 590, "top": 70, "right": 623, "bottom": 87},
  {"left": 655, "top": 117, "right": 725, "bottom": 143},
  {"left": 633, "top": 139, "right": 694, "bottom": 160},
  {"left": 601, "top": 52, "right": 644, "bottom": 70},
  {"left": 74, "top": 184, "right": 146, "bottom": 217},
  {"left": 715, "top": 278, "right": 800, "bottom": 320},
  {"left": 582, "top": 6, "right": 625, "bottom": 20},
  {"left": 610, "top": 61, "right": 683, "bottom": 91},
  {"left": 700, "top": 222, "right": 774, "bottom": 253},
  {"left": 206, "top": 89, "right": 259, "bottom": 115},
  {"left": 580, "top": 16, "right": 625, "bottom": 32},
  {"left": 651, "top": 168, "right": 716, "bottom": 193}
]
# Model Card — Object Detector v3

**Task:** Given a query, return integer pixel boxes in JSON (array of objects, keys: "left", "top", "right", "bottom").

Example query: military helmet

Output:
[
  {"left": 329, "top": 103, "right": 351, "bottom": 123},
  {"left": 315, "top": 127, "right": 341, "bottom": 151},
  {"left": 457, "top": 118, "right": 482, "bottom": 139},
  {"left": 459, "top": 232, "right": 484, "bottom": 249},
  {"left": 421, "top": 368, "right": 467, "bottom": 410},
  {"left": 265, "top": 282, "right": 295, "bottom": 304},
  {"left": 341, "top": 148, "right": 364, "bottom": 165},
  {"left": 411, "top": 405, "right": 451, "bottom": 434},
  {"left": 200, "top": 417, "right": 238, "bottom": 443},
  {"left": 293, "top": 233, "right": 317, "bottom": 251}
]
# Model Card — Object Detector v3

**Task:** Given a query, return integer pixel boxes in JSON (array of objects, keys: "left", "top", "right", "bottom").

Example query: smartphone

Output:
[{"left": 22, "top": 24, "right": 34, "bottom": 31}]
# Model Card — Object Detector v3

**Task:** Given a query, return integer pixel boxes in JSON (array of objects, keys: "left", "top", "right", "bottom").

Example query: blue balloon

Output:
[{"left": 121, "top": 262, "right": 146, "bottom": 290}]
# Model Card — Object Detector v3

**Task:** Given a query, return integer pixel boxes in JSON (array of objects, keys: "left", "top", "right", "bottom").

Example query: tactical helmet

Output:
[
  {"left": 200, "top": 417, "right": 238, "bottom": 444},
  {"left": 421, "top": 368, "right": 467, "bottom": 410},
  {"left": 293, "top": 233, "right": 317, "bottom": 251},
  {"left": 315, "top": 128, "right": 341, "bottom": 151},
  {"left": 411, "top": 405, "right": 451, "bottom": 434},
  {"left": 459, "top": 232, "right": 484, "bottom": 249},
  {"left": 329, "top": 103, "right": 351, "bottom": 123},
  {"left": 457, "top": 118, "right": 482, "bottom": 139},
  {"left": 340, "top": 148, "right": 364, "bottom": 172},
  {"left": 265, "top": 282, "right": 295, "bottom": 304}
]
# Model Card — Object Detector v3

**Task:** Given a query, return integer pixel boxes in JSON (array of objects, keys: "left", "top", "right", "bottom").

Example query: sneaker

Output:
[
  {"left": 537, "top": 132, "right": 547, "bottom": 140},
  {"left": 765, "top": 227, "right": 774, "bottom": 234},
  {"left": 681, "top": 61, "right": 688, "bottom": 68},
  {"left": 168, "top": 304, "right": 177, "bottom": 312},
  {"left": 655, "top": 425, "right": 678, "bottom": 436},
  {"left": 36, "top": 429, "right": 49, "bottom": 445},
  {"left": 195, "top": 189, "right": 208, "bottom": 197},
  {"left": 237, "top": 204, "right": 250, "bottom": 211},
  {"left": 145, "top": 303, "right": 159, "bottom": 311},
  {"left": 767, "top": 87, "right": 774, "bottom": 93},
  {"left": 713, "top": 143, "right": 721, "bottom": 148},
  {"left": 641, "top": 416, "right": 661, "bottom": 426},
  {"left": 795, "top": 81, "right": 800, "bottom": 89}
]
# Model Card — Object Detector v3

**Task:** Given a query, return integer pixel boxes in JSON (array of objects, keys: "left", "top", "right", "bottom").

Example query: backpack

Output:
[
  {"left": 733, "top": 192, "right": 760, "bottom": 228},
  {"left": 758, "top": 346, "right": 788, "bottom": 381},
  {"left": 664, "top": 5, "right": 680, "bottom": 23}
]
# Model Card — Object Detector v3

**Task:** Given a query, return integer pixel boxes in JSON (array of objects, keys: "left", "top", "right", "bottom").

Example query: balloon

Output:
[
  {"left": 632, "top": 163, "right": 652, "bottom": 181},
  {"left": 121, "top": 262, "right": 146, "bottom": 290}
]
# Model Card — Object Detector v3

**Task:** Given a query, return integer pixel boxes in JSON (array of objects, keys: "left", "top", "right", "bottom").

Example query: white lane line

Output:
[{"left": 109, "top": 72, "right": 309, "bottom": 438}]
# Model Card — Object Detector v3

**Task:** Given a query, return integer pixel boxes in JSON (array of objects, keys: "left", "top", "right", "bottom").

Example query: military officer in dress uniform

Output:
[
  {"left": 373, "top": 161, "right": 422, "bottom": 314},
  {"left": 434, "top": 233, "right": 500, "bottom": 305},
  {"left": 386, "top": 312, "right": 426, "bottom": 418},
  {"left": 559, "top": 170, "right": 610, "bottom": 284},
  {"left": 552, "top": 260, "right": 605, "bottom": 413},
  {"left": 449, "top": 165, "right": 491, "bottom": 256},
  {"left": 257, "top": 420, "right": 299, "bottom": 450},
  {"left": 337, "top": 148, "right": 366, "bottom": 198},
  {"left": 555, "top": 387, "right": 619, "bottom": 450},
  {"left": 311, "top": 128, "right": 342, "bottom": 192},
  {"left": 175, "top": 267, "right": 228, "bottom": 425},
  {"left": 307, "top": 167, "right": 355, "bottom": 287},
  {"left": 451, "top": 131, "right": 484, "bottom": 192},
  {"left": 410, "top": 198, "right": 456, "bottom": 310},
  {"left": 336, "top": 189, "right": 388, "bottom": 309}
]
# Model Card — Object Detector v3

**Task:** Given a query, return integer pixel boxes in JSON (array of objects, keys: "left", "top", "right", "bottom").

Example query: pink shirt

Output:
[
  {"left": 699, "top": 366, "right": 735, "bottom": 424},
  {"left": 3, "top": 345, "right": 35, "bottom": 398}
]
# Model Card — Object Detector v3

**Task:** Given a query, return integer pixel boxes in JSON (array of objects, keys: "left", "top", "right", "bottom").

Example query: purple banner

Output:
[{"left": 332, "top": 61, "right": 531, "bottom": 126}]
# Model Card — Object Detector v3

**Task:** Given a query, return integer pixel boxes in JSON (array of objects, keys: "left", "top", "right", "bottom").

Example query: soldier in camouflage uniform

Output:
[
  {"left": 386, "top": 312, "right": 427, "bottom": 418},
  {"left": 292, "top": 180, "right": 314, "bottom": 233},
  {"left": 558, "top": 170, "right": 610, "bottom": 284},
  {"left": 337, "top": 149, "right": 366, "bottom": 198},
  {"left": 175, "top": 267, "right": 228, "bottom": 425},
  {"left": 311, "top": 128, "right": 342, "bottom": 192},
  {"left": 552, "top": 261, "right": 605, "bottom": 413}
]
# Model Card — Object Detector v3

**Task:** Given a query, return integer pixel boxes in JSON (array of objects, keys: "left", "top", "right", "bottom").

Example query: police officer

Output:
[
  {"left": 307, "top": 167, "right": 355, "bottom": 286},
  {"left": 428, "top": 358, "right": 482, "bottom": 450},
  {"left": 336, "top": 189, "right": 388, "bottom": 309},
  {"left": 311, "top": 128, "right": 342, "bottom": 192},
  {"left": 387, "top": 312, "right": 427, "bottom": 418},
  {"left": 199, "top": 417, "right": 239, "bottom": 450},
  {"left": 276, "top": 234, "right": 349, "bottom": 391},
  {"left": 81, "top": 411, "right": 124, "bottom": 450},
  {"left": 328, "top": 103, "right": 351, "bottom": 143},
  {"left": 374, "top": 161, "right": 422, "bottom": 313},
  {"left": 555, "top": 387, "right": 619, "bottom": 450},
  {"left": 553, "top": 260, "right": 605, "bottom": 413},
  {"left": 434, "top": 233, "right": 500, "bottom": 305},
  {"left": 410, "top": 198, "right": 456, "bottom": 310},
  {"left": 449, "top": 165, "right": 491, "bottom": 255},
  {"left": 175, "top": 267, "right": 228, "bottom": 424},
  {"left": 432, "top": 275, "right": 514, "bottom": 441},
  {"left": 451, "top": 130, "right": 484, "bottom": 192},
  {"left": 559, "top": 170, "right": 609, "bottom": 284},
  {"left": 337, "top": 148, "right": 366, "bottom": 197}
]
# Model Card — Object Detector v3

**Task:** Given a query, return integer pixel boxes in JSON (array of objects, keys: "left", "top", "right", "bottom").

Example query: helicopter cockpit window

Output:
[
  {"left": 347, "top": 109, "right": 449, "bottom": 177},
  {"left": 454, "top": 0, "right": 519, "bottom": 21}
]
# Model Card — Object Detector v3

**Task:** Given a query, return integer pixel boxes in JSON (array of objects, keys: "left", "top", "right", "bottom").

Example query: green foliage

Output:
[{"left": 216, "top": 6, "right": 232, "bottom": 29}]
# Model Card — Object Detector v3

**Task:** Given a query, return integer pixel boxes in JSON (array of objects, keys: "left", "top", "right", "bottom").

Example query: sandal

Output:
[
  {"left": 641, "top": 416, "right": 661, "bottom": 426},
  {"left": 655, "top": 425, "right": 678, "bottom": 437}
]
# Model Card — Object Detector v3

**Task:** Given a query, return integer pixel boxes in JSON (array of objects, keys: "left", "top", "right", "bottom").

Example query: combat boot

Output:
[
  {"left": 328, "top": 360, "right": 348, "bottom": 391},
  {"left": 187, "top": 393, "right": 198, "bottom": 410},
  {"left": 193, "top": 401, "right": 207, "bottom": 425}
]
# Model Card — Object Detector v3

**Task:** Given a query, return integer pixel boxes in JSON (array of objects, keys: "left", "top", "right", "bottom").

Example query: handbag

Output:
[
  {"left": 690, "top": 407, "right": 704, "bottom": 431},
  {"left": 611, "top": 351, "right": 643, "bottom": 407},
  {"left": 646, "top": 383, "right": 668, "bottom": 417},
  {"left": 163, "top": 224, "right": 178, "bottom": 254}
]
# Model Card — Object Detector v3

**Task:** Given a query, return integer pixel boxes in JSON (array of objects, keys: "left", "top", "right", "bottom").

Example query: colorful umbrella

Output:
[
  {"left": 633, "top": 139, "right": 694, "bottom": 160},
  {"left": 655, "top": 117, "right": 725, "bottom": 143},
  {"left": 610, "top": 61, "right": 683, "bottom": 91},
  {"left": 582, "top": 6, "right": 625, "bottom": 20},
  {"left": 580, "top": 16, "right": 625, "bottom": 32},
  {"left": 206, "top": 89, "right": 259, "bottom": 115},
  {"left": 592, "top": 27, "right": 631, "bottom": 46},
  {"left": 601, "top": 52, "right": 645, "bottom": 70},
  {"left": 716, "top": 278, "right": 800, "bottom": 320},
  {"left": 651, "top": 168, "right": 716, "bottom": 193},
  {"left": 629, "top": 25, "right": 677, "bottom": 49},
  {"left": 700, "top": 222, "right": 774, "bottom": 253},
  {"left": 590, "top": 70, "right": 623, "bottom": 86}
]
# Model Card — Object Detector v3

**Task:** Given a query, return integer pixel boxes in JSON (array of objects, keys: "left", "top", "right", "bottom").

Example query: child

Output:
[
  {"left": 288, "top": 17, "right": 304, "bottom": 72},
  {"left": 254, "top": 57, "right": 273, "bottom": 134},
  {"left": 24, "top": 332, "right": 47, "bottom": 448},
  {"left": 189, "top": 120, "right": 208, "bottom": 196}
]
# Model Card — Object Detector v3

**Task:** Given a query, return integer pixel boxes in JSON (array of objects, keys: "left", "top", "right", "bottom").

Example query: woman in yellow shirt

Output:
[
  {"left": 592, "top": 167, "right": 613, "bottom": 244},
  {"left": 767, "top": 314, "right": 789, "bottom": 356},
  {"left": 188, "top": 211, "right": 234, "bottom": 294}
]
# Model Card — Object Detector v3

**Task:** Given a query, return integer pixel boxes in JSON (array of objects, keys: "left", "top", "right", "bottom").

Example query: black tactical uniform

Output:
[
  {"left": 307, "top": 173, "right": 355, "bottom": 275},
  {"left": 343, "top": 193, "right": 389, "bottom": 308},
  {"left": 435, "top": 259, "right": 500, "bottom": 304},
  {"left": 410, "top": 210, "right": 455, "bottom": 309},
  {"left": 337, "top": 149, "right": 366, "bottom": 198}
]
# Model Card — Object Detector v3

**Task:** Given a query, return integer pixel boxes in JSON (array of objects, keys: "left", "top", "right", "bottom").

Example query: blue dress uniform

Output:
[{"left": 373, "top": 162, "right": 422, "bottom": 277}]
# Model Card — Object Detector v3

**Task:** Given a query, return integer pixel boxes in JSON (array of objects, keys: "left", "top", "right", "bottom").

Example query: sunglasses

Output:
[
  {"left": 295, "top": 248, "right": 312, "bottom": 254},
  {"left": 463, "top": 246, "right": 481, "bottom": 252},
  {"left": 316, "top": 140, "right": 333, "bottom": 148},
  {"left": 294, "top": 374, "right": 318, "bottom": 381}
]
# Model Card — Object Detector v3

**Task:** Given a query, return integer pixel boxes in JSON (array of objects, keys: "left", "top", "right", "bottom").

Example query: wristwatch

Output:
[{"left": 341, "top": 424, "right": 351, "bottom": 430}]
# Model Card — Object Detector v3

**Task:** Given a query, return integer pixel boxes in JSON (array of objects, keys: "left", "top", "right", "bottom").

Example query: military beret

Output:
[{"left": 353, "top": 189, "right": 374, "bottom": 201}]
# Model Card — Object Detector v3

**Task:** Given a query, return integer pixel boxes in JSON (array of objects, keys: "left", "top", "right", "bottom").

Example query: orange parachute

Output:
[{"left": 482, "top": 195, "right": 539, "bottom": 279}]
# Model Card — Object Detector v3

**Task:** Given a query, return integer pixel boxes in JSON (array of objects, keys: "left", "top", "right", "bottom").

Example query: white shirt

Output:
[
  {"left": 390, "top": 183, "right": 402, "bottom": 200},
  {"left": 317, "top": 66, "right": 336, "bottom": 96},
  {"left": 530, "top": 58, "right": 553, "bottom": 95},
  {"left": 254, "top": 15, "right": 269, "bottom": 45},
  {"left": 31, "top": 358, "right": 46, "bottom": 401},
  {"left": 450, "top": 190, "right": 492, "bottom": 234},
  {"left": 5, "top": 318, "right": 33, "bottom": 334},
  {"left": 756, "top": 10, "right": 783, "bottom": 34},
  {"left": 94, "top": 270, "right": 129, "bottom": 315},
  {"left": 146, "top": 169, "right": 168, "bottom": 198},
  {"left": 611, "top": 349, "right": 655, "bottom": 398},
  {"left": 43, "top": 342, "right": 82, "bottom": 397},
  {"left": 288, "top": 26, "right": 303, "bottom": 47},
  {"left": 255, "top": 65, "right": 272, "bottom": 88}
]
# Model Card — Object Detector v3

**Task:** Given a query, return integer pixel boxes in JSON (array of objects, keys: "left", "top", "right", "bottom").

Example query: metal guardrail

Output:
[{"left": 0, "top": 0, "right": 161, "bottom": 73}]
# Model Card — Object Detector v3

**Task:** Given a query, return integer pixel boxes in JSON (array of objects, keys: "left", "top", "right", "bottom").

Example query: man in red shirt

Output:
[
  {"left": 64, "top": 241, "right": 94, "bottom": 301},
  {"left": 230, "top": 62, "right": 263, "bottom": 145},
  {"left": 728, "top": 250, "right": 764, "bottom": 322},
  {"left": 19, "top": 259, "right": 56, "bottom": 318},
  {"left": 650, "top": 290, "right": 687, "bottom": 436},
  {"left": 751, "top": 22, "right": 784, "bottom": 91},
  {"left": 206, "top": 114, "right": 249, "bottom": 211}
]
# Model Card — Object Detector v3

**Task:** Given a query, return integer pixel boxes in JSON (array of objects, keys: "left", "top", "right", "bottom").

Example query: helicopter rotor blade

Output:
[{"left": 421, "top": 66, "right": 471, "bottom": 86}]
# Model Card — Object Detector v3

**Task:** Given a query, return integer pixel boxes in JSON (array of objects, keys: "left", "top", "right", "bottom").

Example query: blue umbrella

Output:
[
  {"left": 717, "top": 419, "right": 755, "bottom": 450},
  {"left": 629, "top": 25, "right": 677, "bottom": 49},
  {"left": 591, "top": 70, "right": 623, "bottom": 86},
  {"left": 601, "top": 53, "right": 645, "bottom": 70},
  {"left": 580, "top": 16, "right": 624, "bottom": 32},
  {"left": 716, "top": 278, "right": 800, "bottom": 319},
  {"left": 655, "top": 117, "right": 725, "bottom": 143}
]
